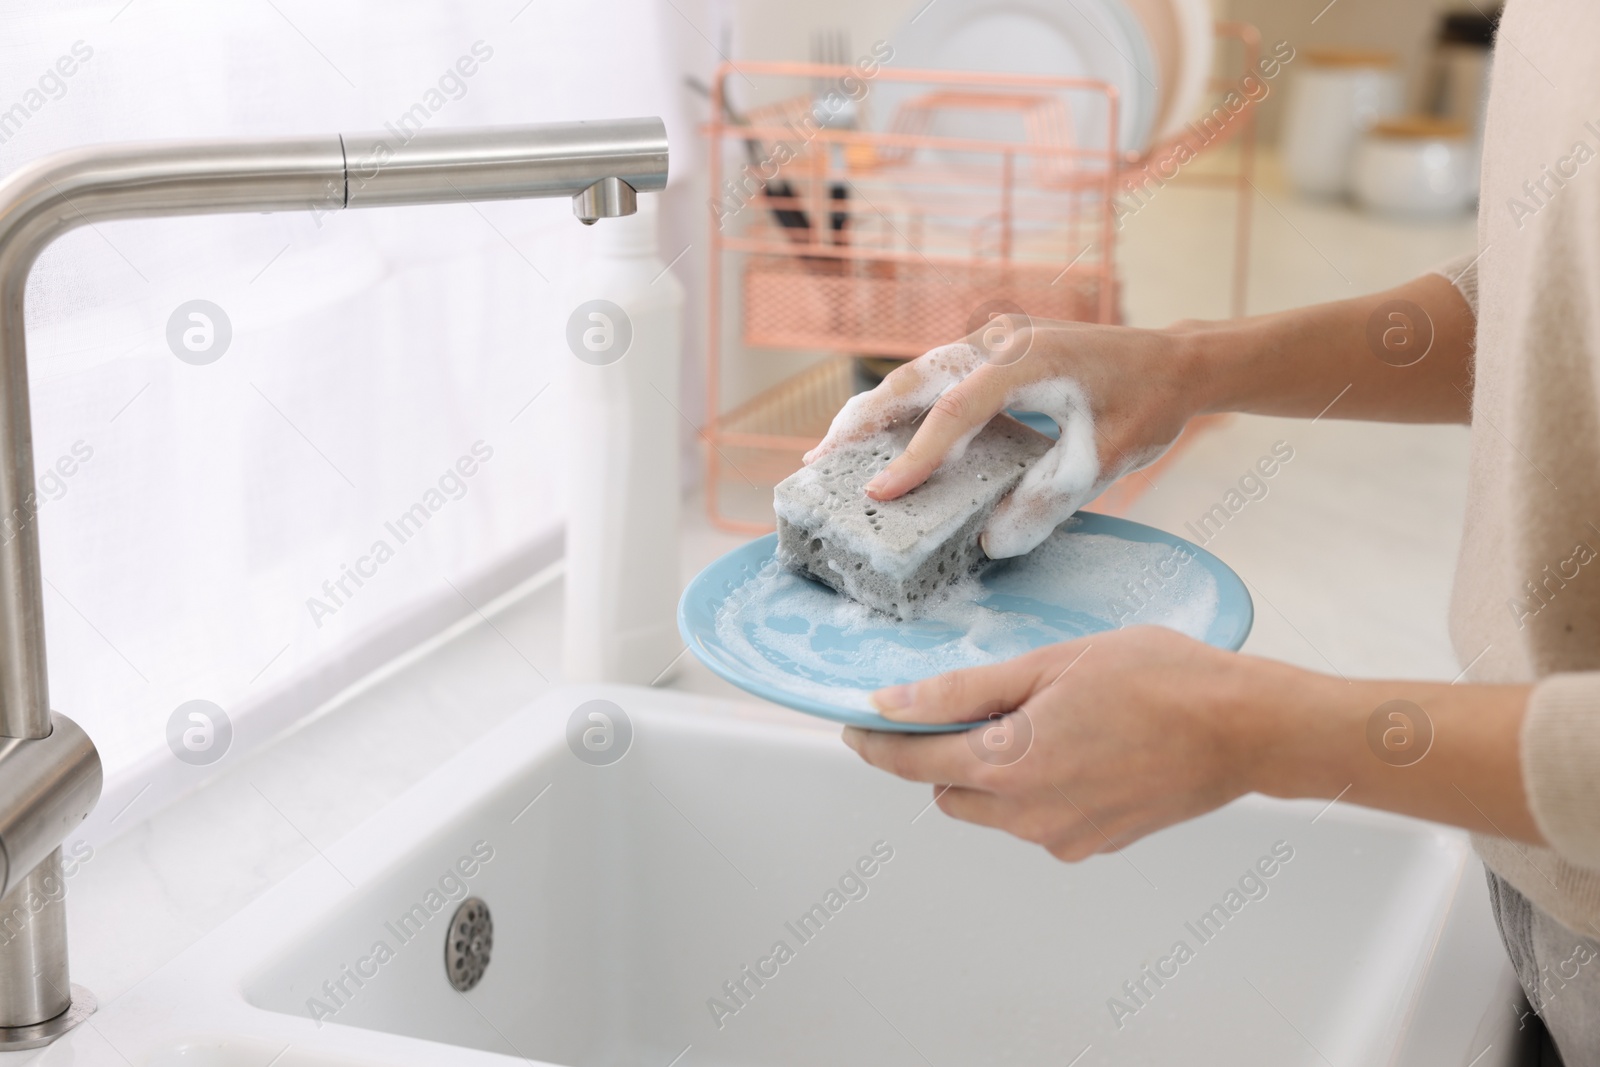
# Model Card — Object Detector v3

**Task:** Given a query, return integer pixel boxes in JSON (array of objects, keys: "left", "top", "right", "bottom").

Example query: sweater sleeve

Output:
[
  {"left": 1523, "top": 673, "right": 1600, "bottom": 869},
  {"left": 1428, "top": 251, "right": 1481, "bottom": 320}
]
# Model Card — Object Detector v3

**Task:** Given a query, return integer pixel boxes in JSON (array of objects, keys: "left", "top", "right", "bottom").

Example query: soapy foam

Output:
[
  {"left": 806, "top": 342, "right": 1183, "bottom": 564},
  {"left": 807, "top": 343, "right": 987, "bottom": 460},
  {"left": 804, "top": 346, "right": 1104, "bottom": 562},
  {"left": 984, "top": 378, "right": 1101, "bottom": 558},
  {"left": 984, "top": 528, "right": 1219, "bottom": 637},
  {"left": 715, "top": 525, "right": 1220, "bottom": 710}
]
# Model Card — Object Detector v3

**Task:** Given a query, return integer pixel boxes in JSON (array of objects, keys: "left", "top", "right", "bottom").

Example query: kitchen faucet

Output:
[{"left": 0, "top": 117, "right": 668, "bottom": 1048}]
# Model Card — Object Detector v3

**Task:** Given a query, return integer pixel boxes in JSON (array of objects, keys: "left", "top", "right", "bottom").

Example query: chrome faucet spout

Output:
[
  {"left": 574, "top": 175, "right": 640, "bottom": 223},
  {"left": 0, "top": 116, "right": 668, "bottom": 1047}
]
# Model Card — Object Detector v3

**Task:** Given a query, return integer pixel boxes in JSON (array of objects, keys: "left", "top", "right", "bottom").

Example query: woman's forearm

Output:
[
  {"left": 1245, "top": 659, "right": 1542, "bottom": 845},
  {"left": 1174, "top": 272, "right": 1477, "bottom": 424}
]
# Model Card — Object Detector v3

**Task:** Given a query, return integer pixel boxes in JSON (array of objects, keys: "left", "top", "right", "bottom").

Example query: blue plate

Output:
[
  {"left": 678, "top": 512, "right": 1253, "bottom": 732},
  {"left": 1007, "top": 408, "right": 1060, "bottom": 440}
]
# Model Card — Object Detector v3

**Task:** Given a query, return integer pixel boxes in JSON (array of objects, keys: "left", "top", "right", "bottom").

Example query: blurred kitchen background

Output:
[{"left": 734, "top": 0, "right": 1491, "bottom": 142}]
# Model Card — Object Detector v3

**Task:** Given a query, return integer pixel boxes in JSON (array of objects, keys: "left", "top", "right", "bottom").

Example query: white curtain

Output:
[{"left": 0, "top": 0, "right": 703, "bottom": 827}]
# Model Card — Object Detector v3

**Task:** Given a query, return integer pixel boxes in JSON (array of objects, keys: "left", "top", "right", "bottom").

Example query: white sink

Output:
[{"left": 37, "top": 687, "right": 1519, "bottom": 1066}]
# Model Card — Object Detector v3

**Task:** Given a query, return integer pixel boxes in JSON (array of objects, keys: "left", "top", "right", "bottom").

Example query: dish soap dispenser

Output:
[{"left": 563, "top": 193, "right": 685, "bottom": 685}]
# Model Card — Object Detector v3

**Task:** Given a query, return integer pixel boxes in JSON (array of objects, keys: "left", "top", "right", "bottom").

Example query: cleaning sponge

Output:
[{"left": 775, "top": 415, "right": 1054, "bottom": 619}]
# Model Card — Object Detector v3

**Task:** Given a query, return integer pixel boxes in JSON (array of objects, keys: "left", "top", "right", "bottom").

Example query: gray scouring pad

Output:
[{"left": 775, "top": 415, "right": 1053, "bottom": 619}]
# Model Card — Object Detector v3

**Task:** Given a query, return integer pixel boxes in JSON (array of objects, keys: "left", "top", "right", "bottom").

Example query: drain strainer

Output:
[{"left": 445, "top": 897, "right": 493, "bottom": 992}]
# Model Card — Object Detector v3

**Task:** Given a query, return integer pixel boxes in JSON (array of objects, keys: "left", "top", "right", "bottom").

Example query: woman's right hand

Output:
[{"left": 803, "top": 317, "right": 1211, "bottom": 559}]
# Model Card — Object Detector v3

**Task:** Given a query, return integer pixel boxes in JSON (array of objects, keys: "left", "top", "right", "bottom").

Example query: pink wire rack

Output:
[{"left": 703, "top": 23, "right": 1261, "bottom": 532}]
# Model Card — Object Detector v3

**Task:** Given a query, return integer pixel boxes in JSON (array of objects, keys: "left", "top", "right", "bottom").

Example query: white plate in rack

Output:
[
  {"left": 878, "top": 0, "right": 1160, "bottom": 158},
  {"left": 1159, "top": 0, "right": 1216, "bottom": 143}
]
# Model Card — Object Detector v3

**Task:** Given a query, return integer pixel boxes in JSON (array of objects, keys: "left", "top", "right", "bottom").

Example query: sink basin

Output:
[{"left": 55, "top": 687, "right": 1519, "bottom": 1066}]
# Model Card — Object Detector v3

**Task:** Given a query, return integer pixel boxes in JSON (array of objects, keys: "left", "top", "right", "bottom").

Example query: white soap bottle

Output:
[{"left": 563, "top": 193, "right": 685, "bottom": 685}]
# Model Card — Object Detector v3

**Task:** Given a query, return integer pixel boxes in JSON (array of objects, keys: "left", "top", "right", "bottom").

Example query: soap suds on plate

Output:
[{"left": 713, "top": 523, "right": 1220, "bottom": 709}]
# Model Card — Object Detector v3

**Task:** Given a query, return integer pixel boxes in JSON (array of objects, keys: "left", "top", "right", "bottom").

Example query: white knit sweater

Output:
[{"left": 1436, "top": 0, "right": 1600, "bottom": 934}]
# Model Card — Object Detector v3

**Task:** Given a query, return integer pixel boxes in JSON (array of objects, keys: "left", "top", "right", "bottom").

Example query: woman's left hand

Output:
[{"left": 842, "top": 626, "right": 1282, "bottom": 860}]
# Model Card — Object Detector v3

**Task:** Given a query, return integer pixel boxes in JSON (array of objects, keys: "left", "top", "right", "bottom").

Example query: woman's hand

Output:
[
  {"left": 841, "top": 626, "right": 1548, "bottom": 857},
  {"left": 804, "top": 319, "right": 1209, "bottom": 558},
  {"left": 841, "top": 627, "right": 1274, "bottom": 859}
]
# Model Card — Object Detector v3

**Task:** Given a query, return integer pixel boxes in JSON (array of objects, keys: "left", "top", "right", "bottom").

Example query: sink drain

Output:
[{"left": 445, "top": 897, "right": 493, "bottom": 992}]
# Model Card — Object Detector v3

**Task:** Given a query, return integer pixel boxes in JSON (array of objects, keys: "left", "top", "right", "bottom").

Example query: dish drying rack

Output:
[{"left": 703, "top": 23, "right": 1262, "bottom": 532}]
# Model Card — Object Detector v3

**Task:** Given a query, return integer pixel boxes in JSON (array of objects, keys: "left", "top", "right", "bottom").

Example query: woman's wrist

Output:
[
  {"left": 1162, "top": 318, "right": 1259, "bottom": 418},
  {"left": 1218, "top": 654, "right": 1357, "bottom": 803},
  {"left": 1217, "top": 657, "right": 1544, "bottom": 844}
]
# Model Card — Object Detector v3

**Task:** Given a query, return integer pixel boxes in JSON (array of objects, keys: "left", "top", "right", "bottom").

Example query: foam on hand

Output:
[
  {"left": 806, "top": 343, "right": 992, "bottom": 464},
  {"left": 805, "top": 340, "right": 1175, "bottom": 562}
]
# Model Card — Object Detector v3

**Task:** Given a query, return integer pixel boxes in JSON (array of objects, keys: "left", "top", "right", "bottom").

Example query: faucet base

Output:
[{"left": 0, "top": 984, "right": 95, "bottom": 1050}]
